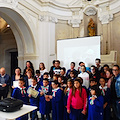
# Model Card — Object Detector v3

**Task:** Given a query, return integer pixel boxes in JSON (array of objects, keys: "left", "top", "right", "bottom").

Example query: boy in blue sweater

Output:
[
  {"left": 12, "top": 78, "right": 29, "bottom": 120},
  {"left": 28, "top": 77, "right": 40, "bottom": 120},
  {"left": 39, "top": 78, "right": 52, "bottom": 120}
]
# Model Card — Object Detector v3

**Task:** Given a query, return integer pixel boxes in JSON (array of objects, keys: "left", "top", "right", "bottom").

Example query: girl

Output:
[
  {"left": 63, "top": 79, "right": 73, "bottom": 120},
  {"left": 99, "top": 78, "right": 111, "bottom": 120},
  {"left": 88, "top": 85, "right": 104, "bottom": 120},
  {"left": 67, "top": 77, "right": 87, "bottom": 120},
  {"left": 39, "top": 62, "right": 48, "bottom": 76},
  {"left": 78, "top": 65, "right": 89, "bottom": 89},
  {"left": 49, "top": 80, "right": 63, "bottom": 120},
  {"left": 100, "top": 64, "right": 109, "bottom": 78}
]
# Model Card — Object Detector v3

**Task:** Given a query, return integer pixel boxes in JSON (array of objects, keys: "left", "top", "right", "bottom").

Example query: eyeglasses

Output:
[{"left": 112, "top": 69, "right": 119, "bottom": 71}]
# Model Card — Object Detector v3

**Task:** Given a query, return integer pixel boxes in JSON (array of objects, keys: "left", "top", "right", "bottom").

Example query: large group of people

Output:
[{"left": 0, "top": 58, "right": 120, "bottom": 120}]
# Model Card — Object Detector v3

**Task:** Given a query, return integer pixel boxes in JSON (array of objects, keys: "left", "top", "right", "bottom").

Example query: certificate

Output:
[
  {"left": 27, "top": 87, "right": 39, "bottom": 98},
  {"left": 13, "top": 81, "right": 19, "bottom": 88}
]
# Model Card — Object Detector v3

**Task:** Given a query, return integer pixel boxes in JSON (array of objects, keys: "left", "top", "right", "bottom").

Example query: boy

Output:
[
  {"left": 95, "top": 58, "right": 102, "bottom": 73},
  {"left": 35, "top": 70, "right": 41, "bottom": 82},
  {"left": 49, "top": 80, "right": 63, "bottom": 120},
  {"left": 60, "top": 67, "right": 68, "bottom": 84},
  {"left": 28, "top": 77, "right": 40, "bottom": 120},
  {"left": 39, "top": 78, "right": 52, "bottom": 120},
  {"left": 49, "top": 60, "right": 61, "bottom": 78},
  {"left": 88, "top": 78, "right": 98, "bottom": 96},
  {"left": 12, "top": 78, "right": 29, "bottom": 120}
]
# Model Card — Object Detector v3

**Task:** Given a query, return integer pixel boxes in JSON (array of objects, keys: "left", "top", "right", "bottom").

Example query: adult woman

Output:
[
  {"left": 106, "top": 69, "right": 114, "bottom": 88},
  {"left": 11, "top": 67, "right": 22, "bottom": 89},
  {"left": 23, "top": 61, "right": 35, "bottom": 76}
]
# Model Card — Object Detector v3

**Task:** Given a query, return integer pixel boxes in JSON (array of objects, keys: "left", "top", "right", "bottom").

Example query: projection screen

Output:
[{"left": 57, "top": 36, "right": 100, "bottom": 70}]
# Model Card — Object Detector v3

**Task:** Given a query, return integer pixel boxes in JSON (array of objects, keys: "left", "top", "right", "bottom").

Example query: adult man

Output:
[
  {"left": 111, "top": 65, "right": 120, "bottom": 120},
  {"left": 0, "top": 67, "right": 10, "bottom": 99}
]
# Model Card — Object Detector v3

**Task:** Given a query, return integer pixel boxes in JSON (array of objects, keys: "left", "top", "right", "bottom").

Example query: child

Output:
[
  {"left": 12, "top": 78, "right": 29, "bottom": 120},
  {"left": 99, "top": 78, "right": 111, "bottom": 120},
  {"left": 28, "top": 77, "right": 40, "bottom": 120},
  {"left": 58, "top": 76, "right": 66, "bottom": 90},
  {"left": 67, "top": 77, "right": 87, "bottom": 120},
  {"left": 88, "top": 78, "right": 98, "bottom": 94},
  {"left": 35, "top": 70, "right": 41, "bottom": 82},
  {"left": 24, "top": 68, "right": 33, "bottom": 88},
  {"left": 49, "top": 80, "right": 63, "bottom": 120},
  {"left": 69, "top": 71, "right": 76, "bottom": 80},
  {"left": 63, "top": 79, "right": 73, "bottom": 120},
  {"left": 53, "top": 74, "right": 59, "bottom": 81},
  {"left": 40, "top": 72, "right": 50, "bottom": 86},
  {"left": 39, "top": 78, "right": 52, "bottom": 120},
  {"left": 88, "top": 85, "right": 104, "bottom": 120},
  {"left": 78, "top": 65, "right": 89, "bottom": 89}
]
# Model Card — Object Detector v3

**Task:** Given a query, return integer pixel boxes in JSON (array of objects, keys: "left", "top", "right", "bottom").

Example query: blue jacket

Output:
[
  {"left": 115, "top": 74, "right": 120, "bottom": 98},
  {"left": 12, "top": 87, "right": 29, "bottom": 104},
  {"left": 0, "top": 74, "right": 10, "bottom": 88},
  {"left": 39, "top": 85, "right": 52, "bottom": 114},
  {"left": 88, "top": 95, "right": 104, "bottom": 120},
  {"left": 28, "top": 83, "right": 40, "bottom": 107}
]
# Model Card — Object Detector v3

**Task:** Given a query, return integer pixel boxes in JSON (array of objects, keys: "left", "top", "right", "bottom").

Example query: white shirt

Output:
[
  {"left": 40, "top": 69, "right": 47, "bottom": 76},
  {"left": 78, "top": 72, "right": 89, "bottom": 88},
  {"left": 28, "top": 78, "right": 32, "bottom": 86}
]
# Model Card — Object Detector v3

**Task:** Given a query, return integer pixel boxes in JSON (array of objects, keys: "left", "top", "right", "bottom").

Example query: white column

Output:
[{"left": 37, "top": 16, "right": 56, "bottom": 70}]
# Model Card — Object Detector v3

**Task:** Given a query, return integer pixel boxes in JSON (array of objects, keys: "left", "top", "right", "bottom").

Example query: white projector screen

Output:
[{"left": 57, "top": 36, "right": 100, "bottom": 70}]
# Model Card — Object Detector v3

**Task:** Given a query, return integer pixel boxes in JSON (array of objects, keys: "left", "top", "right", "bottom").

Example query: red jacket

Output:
[{"left": 67, "top": 88, "right": 87, "bottom": 111}]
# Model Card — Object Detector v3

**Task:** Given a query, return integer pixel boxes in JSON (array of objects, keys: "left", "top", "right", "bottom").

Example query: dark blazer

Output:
[{"left": 11, "top": 74, "right": 23, "bottom": 86}]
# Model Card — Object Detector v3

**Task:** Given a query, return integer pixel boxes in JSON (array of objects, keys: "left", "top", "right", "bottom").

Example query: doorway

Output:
[{"left": 10, "top": 52, "right": 18, "bottom": 76}]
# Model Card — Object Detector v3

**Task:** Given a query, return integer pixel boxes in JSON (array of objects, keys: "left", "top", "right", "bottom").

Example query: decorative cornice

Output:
[
  {"left": 39, "top": 15, "right": 58, "bottom": 23},
  {"left": 99, "top": 13, "right": 113, "bottom": 24},
  {"left": 68, "top": 18, "right": 82, "bottom": 27},
  {"left": 0, "top": 0, "right": 18, "bottom": 8}
]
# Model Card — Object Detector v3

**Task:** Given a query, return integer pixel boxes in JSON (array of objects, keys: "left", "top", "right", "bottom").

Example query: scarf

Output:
[
  {"left": 41, "top": 85, "right": 49, "bottom": 95},
  {"left": 99, "top": 86, "right": 107, "bottom": 96},
  {"left": 36, "top": 75, "right": 41, "bottom": 82},
  {"left": 19, "top": 87, "right": 26, "bottom": 95},
  {"left": 89, "top": 95, "right": 97, "bottom": 105},
  {"left": 52, "top": 87, "right": 59, "bottom": 97},
  {"left": 66, "top": 88, "right": 70, "bottom": 96}
]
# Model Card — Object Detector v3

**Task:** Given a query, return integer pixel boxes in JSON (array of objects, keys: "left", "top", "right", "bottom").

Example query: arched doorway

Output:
[
  {"left": 0, "top": 18, "right": 18, "bottom": 76},
  {"left": 0, "top": 4, "right": 37, "bottom": 73}
]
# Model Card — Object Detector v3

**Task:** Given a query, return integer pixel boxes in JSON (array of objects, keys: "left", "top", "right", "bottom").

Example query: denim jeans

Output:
[{"left": 112, "top": 99, "right": 120, "bottom": 120}]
